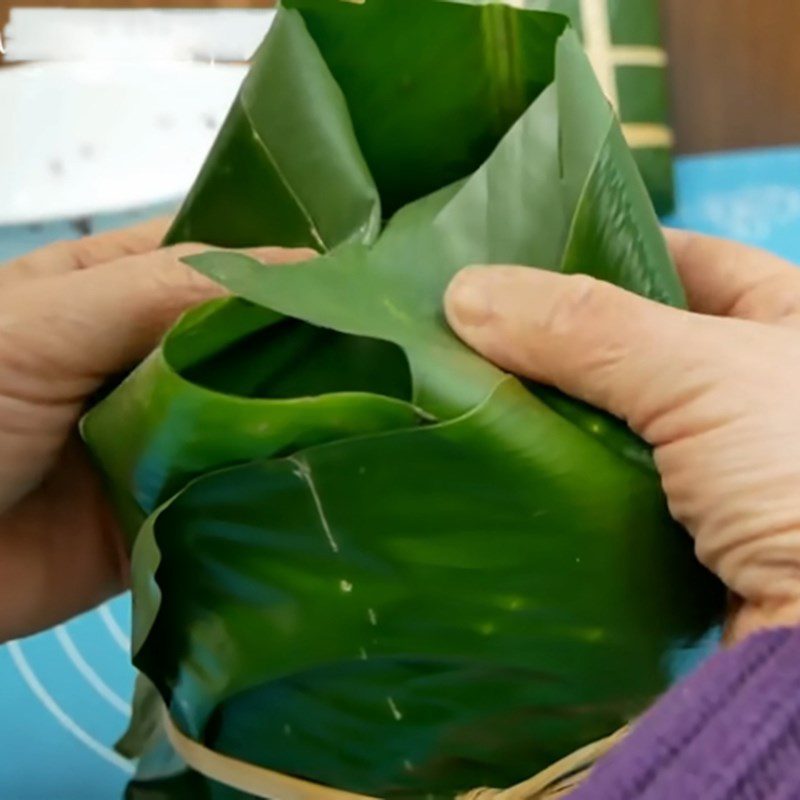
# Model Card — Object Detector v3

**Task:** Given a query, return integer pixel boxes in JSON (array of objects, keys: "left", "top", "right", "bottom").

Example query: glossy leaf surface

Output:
[{"left": 82, "top": 2, "right": 721, "bottom": 797}]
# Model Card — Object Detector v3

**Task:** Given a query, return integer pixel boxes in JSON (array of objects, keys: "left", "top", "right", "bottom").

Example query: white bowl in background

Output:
[{"left": 0, "top": 61, "right": 248, "bottom": 226}]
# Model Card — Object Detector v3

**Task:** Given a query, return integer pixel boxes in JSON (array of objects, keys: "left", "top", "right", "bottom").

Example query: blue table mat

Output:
[{"left": 1, "top": 146, "right": 799, "bottom": 800}]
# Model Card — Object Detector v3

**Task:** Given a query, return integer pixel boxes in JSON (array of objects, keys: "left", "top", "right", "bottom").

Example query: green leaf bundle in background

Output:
[
  {"left": 525, "top": 0, "right": 675, "bottom": 213},
  {"left": 83, "top": 1, "right": 719, "bottom": 797}
]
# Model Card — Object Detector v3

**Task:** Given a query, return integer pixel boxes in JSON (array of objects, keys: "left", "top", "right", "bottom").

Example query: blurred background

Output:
[
  {"left": 2, "top": 0, "right": 800, "bottom": 229},
  {"left": 3, "top": 0, "right": 800, "bottom": 153}
]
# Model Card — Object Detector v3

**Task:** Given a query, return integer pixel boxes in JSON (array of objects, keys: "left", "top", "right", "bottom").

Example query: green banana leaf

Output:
[
  {"left": 82, "top": 1, "right": 722, "bottom": 797},
  {"left": 523, "top": 0, "right": 675, "bottom": 213}
]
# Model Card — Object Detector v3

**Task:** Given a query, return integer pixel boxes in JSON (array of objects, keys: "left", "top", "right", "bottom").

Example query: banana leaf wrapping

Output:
[{"left": 82, "top": 1, "right": 721, "bottom": 797}]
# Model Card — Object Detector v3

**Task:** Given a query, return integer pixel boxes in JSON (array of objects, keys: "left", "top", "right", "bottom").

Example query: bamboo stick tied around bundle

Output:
[{"left": 163, "top": 705, "right": 629, "bottom": 800}]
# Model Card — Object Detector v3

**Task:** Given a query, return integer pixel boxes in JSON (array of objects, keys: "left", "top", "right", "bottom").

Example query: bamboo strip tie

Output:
[{"left": 163, "top": 705, "right": 629, "bottom": 800}]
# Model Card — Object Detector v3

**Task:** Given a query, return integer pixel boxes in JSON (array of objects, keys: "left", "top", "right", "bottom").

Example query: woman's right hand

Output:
[{"left": 445, "top": 230, "right": 800, "bottom": 643}]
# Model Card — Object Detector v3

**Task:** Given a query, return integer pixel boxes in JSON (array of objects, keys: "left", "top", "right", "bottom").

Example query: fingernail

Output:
[{"left": 446, "top": 268, "right": 494, "bottom": 327}]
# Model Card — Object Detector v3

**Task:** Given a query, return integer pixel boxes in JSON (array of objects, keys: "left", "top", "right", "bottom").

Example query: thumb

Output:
[{"left": 445, "top": 266, "right": 721, "bottom": 436}]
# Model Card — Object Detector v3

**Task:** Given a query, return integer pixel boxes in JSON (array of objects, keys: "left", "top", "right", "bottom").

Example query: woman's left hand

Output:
[{"left": 0, "top": 219, "right": 312, "bottom": 642}]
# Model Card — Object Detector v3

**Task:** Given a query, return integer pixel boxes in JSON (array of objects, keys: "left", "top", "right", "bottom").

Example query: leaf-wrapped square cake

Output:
[{"left": 82, "top": 1, "right": 720, "bottom": 797}]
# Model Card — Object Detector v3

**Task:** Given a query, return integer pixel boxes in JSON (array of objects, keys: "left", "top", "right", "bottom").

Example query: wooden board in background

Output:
[{"left": 661, "top": 0, "right": 800, "bottom": 153}]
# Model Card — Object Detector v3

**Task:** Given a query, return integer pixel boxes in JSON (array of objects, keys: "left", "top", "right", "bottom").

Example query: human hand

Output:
[
  {"left": 0, "top": 219, "right": 313, "bottom": 642},
  {"left": 445, "top": 231, "right": 800, "bottom": 643}
]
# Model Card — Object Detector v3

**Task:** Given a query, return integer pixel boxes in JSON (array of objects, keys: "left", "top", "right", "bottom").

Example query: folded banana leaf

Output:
[
  {"left": 527, "top": 0, "right": 675, "bottom": 214},
  {"left": 82, "top": 1, "right": 722, "bottom": 797}
]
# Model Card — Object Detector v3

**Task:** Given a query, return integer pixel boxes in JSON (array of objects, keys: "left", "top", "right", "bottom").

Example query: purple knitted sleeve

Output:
[{"left": 571, "top": 627, "right": 800, "bottom": 800}]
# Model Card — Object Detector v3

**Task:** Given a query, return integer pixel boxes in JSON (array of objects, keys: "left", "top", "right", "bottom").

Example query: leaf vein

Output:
[{"left": 241, "top": 102, "right": 328, "bottom": 253}]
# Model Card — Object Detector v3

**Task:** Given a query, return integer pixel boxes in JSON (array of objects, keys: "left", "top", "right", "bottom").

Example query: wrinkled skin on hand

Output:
[
  {"left": 0, "top": 218, "right": 313, "bottom": 641},
  {"left": 447, "top": 229, "right": 800, "bottom": 643}
]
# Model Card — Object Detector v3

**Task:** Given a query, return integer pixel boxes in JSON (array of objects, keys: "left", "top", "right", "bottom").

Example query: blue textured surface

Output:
[{"left": 1, "top": 147, "right": 799, "bottom": 800}]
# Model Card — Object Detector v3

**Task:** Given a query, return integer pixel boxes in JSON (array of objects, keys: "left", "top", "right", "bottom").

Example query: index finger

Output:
[
  {"left": 0, "top": 216, "right": 172, "bottom": 285},
  {"left": 665, "top": 228, "right": 800, "bottom": 327}
]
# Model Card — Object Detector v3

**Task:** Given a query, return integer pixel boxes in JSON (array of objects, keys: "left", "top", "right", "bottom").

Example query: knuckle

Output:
[
  {"left": 147, "top": 246, "right": 219, "bottom": 305},
  {"left": 738, "top": 274, "right": 800, "bottom": 325},
  {"left": 115, "top": 223, "right": 165, "bottom": 257},
  {"left": 544, "top": 274, "right": 611, "bottom": 336},
  {"left": 539, "top": 275, "right": 637, "bottom": 409},
  {"left": 62, "top": 237, "right": 104, "bottom": 270}
]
